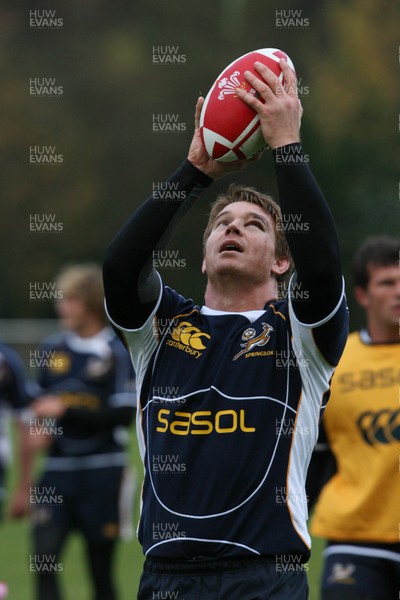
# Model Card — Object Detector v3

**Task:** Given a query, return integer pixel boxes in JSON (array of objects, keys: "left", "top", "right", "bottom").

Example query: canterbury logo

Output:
[
  {"left": 165, "top": 320, "right": 211, "bottom": 360},
  {"left": 171, "top": 321, "right": 210, "bottom": 350},
  {"left": 233, "top": 322, "right": 274, "bottom": 361},
  {"left": 357, "top": 409, "right": 400, "bottom": 446}
]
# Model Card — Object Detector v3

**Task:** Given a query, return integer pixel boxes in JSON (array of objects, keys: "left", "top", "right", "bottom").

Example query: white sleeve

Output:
[
  {"left": 105, "top": 276, "right": 163, "bottom": 402},
  {"left": 288, "top": 274, "right": 346, "bottom": 424}
]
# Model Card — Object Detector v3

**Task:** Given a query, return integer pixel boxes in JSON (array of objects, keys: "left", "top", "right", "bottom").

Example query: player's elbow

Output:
[{"left": 103, "top": 245, "right": 122, "bottom": 296}]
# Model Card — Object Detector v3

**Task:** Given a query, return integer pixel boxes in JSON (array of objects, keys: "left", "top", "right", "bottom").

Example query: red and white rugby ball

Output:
[{"left": 200, "top": 48, "right": 295, "bottom": 163}]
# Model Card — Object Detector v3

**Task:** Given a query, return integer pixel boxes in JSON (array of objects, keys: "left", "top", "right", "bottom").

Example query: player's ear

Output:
[
  {"left": 201, "top": 258, "right": 207, "bottom": 275},
  {"left": 354, "top": 285, "right": 369, "bottom": 309},
  {"left": 271, "top": 257, "right": 290, "bottom": 277}
]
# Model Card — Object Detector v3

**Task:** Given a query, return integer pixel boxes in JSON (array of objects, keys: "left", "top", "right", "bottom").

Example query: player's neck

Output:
[
  {"left": 204, "top": 278, "right": 277, "bottom": 312},
  {"left": 365, "top": 319, "right": 399, "bottom": 344}
]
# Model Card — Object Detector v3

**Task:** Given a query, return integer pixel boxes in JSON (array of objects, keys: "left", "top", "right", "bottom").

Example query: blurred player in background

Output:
[
  {"left": 0, "top": 343, "right": 32, "bottom": 599},
  {"left": 0, "top": 342, "right": 32, "bottom": 520},
  {"left": 27, "top": 263, "right": 136, "bottom": 600},
  {"left": 103, "top": 60, "right": 348, "bottom": 599},
  {"left": 308, "top": 236, "right": 400, "bottom": 599}
]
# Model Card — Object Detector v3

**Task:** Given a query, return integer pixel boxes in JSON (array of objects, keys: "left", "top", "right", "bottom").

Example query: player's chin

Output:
[
  {"left": 389, "top": 308, "right": 400, "bottom": 323},
  {"left": 62, "top": 316, "right": 80, "bottom": 332},
  {"left": 211, "top": 259, "right": 238, "bottom": 273},
  {"left": 213, "top": 260, "right": 252, "bottom": 280},
  {"left": 215, "top": 253, "right": 244, "bottom": 268},
  {"left": 59, "top": 316, "right": 72, "bottom": 329}
]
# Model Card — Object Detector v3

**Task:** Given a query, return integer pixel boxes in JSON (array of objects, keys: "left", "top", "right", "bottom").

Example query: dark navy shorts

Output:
[
  {"left": 31, "top": 465, "right": 124, "bottom": 546},
  {"left": 321, "top": 544, "right": 400, "bottom": 600},
  {"left": 138, "top": 555, "right": 309, "bottom": 599}
]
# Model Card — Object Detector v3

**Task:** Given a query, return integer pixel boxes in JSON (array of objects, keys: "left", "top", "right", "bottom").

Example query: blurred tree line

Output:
[{"left": 1, "top": 0, "right": 398, "bottom": 330}]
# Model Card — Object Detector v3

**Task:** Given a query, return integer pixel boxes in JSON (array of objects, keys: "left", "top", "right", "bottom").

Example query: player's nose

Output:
[{"left": 225, "top": 219, "right": 242, "bottom": 235}]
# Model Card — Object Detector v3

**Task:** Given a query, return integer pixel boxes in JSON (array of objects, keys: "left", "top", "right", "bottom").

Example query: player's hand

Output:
[
  {"left": 235, "top": 59, "right": 303, "bottom": 150},
  {"left": 187, "top": 97, "right": 258, "bottom": 180},
  {"left": 31, "top": 395, "right": 66, "bottom": 419},
  {"left": 9, "top": 486, "right": 31, "bottom": 519}
]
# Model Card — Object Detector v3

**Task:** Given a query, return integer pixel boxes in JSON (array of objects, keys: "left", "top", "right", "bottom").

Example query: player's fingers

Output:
[
  {"left": 252, "top": 61, "right": 283, "bottom": 97},
  {"left": 235, "top": 84, "right": 263, "bottom": 110},
  {"left": 279, "top": 59, "right": 298, "bottom": 97},
  {"left": 240, "top": 71, "right": 275, "bottom": 107},
  {"left": 194, "top": 96, "right": 204, "bottom": 130}
]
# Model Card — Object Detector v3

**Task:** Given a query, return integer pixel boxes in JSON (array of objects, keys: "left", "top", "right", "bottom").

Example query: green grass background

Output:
[{"left": 1, "top": 426, "right": 324, "bottom": 599}]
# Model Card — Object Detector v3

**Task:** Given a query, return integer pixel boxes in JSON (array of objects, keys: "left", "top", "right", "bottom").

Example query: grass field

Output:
[{"left": 1, "top": 426, "right": 324, "bottom": 599}]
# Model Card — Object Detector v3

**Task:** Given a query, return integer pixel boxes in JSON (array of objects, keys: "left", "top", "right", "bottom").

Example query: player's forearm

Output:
[
  {"left": 103, "top": 160, "right": 212, "bottom": 328},
  {"left": 16, "top": 422, "right": 34, "bottom": 489},
  {"left": 306, "top": 447, "right": 337, "bottom": 511},
  {"left": 273, "top": 143, "right": 342, "bottom": 322}
]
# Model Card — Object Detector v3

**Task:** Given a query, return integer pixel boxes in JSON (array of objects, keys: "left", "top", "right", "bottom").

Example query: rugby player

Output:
[
  {"left": 103, "top": 60, "right": 349, "bottom": 599},
  {"left": 0, "top": 343, "right": 31, "bottom": 520},
  {"left": 0, "top": 342, "right": 32, "bottom": 598},
  {"left": 28, "top": 263, "right": 136, "bottom": 600},
  {"left": 309, "top": 236, "right": 400, "bottom": 599}
]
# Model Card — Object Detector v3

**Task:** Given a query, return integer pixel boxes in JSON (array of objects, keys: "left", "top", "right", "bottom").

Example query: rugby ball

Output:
[{"left": 200, "top": 48, "right": 295, "bottom": 162}]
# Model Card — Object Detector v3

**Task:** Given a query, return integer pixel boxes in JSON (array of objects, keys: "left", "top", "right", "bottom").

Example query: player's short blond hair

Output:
[
  {"left": 203, "top": 184, "right": 293, "bottom": 283},
  {"left": 55, "top": 263, "right": 107, "bottom": 324}
]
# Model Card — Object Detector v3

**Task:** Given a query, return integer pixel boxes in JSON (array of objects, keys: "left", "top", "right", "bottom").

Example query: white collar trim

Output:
[{"left": 200, "top": 306, "right": 265, "bottom": 323}]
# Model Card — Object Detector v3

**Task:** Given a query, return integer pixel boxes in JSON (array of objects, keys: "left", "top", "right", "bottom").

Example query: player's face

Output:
[
  {"left": 202, "top": 201, "right": 288, "bottom": 285},
  {"left": 355, "top": 264, "right": 400, "bottom": 329},
  {"left": 55, "top": 295, "right": 93, "bottom": 335}
]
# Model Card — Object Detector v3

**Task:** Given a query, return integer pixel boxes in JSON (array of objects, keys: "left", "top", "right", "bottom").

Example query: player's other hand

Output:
[
  {"left": 235, "top": 59, "right": 303, "bottom": 150},
  {"left": 31, "top": 395, "right": 66, "bottom": 419},
  {"left": 187, "top": 97, "right": 258, "bottom": 180},
  {"left": 9, "top": 486, "right": 31, "bottom": 519}
]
